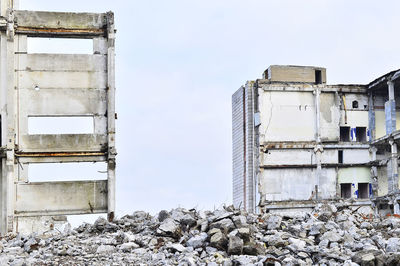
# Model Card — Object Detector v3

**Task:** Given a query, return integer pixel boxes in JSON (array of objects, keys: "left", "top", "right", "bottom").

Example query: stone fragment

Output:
[
  {"left": 181, "top": 214, "right": 196, "bottom": 227},
  {"left": 158, "top": 218, "right": 180, "bottom": 238},
  {"left": 320, "top": 231, "right": 342, "bottom": 243},
  {"left": 158, "top": 210, "right": 170, "bottom": 222},
  {"left": 264, "top": 215, "right": 282, "bottom": 230},
  {"left": 386, "top": 237, "right": 400, "bottom": 252},
  {"left": 243, "top": 241, "right": 266, "bottom": 256},
  {"left": 288, "top": 237, "right": 306, "bottom": 250},
  {"left": 210, "top": 218, "right": 235, "bottom": 234},
  {"left": 210, "top": 231, "right": 228, "bottom": 250},
  {"left": 119, "top": 242, "right": 139, "bottom": 252},
  {"left": 167, "top": 243, "right": 186, "bottom": 253},
  {"left": 227, "top": 235, "right": 243, "bottom": 255},
  {"left": 187, "top": 232, "right": 208, "bottom": 248},
  {"left": 23, "top": 238, "right": 38, "bottom": 253},
  {"left": 237, "top": 227, "right": 250, "bottom": 241},
  {"left": 96, "top": 245, "right": 115, "bottom": 254}
]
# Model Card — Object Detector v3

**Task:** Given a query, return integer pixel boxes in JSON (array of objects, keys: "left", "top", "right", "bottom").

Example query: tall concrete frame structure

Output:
[
  {"left": 0, "top": 1, "right": 116, "bottom": 234},
  {"left": 232, "top": 65, "right": 400, "bottom": 215}
]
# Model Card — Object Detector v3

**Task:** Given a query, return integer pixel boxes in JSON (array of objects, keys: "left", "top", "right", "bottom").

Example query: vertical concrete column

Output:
[
  {"left": 370, "top": 146, "right": 378, "bottom": 197},
  {"left": 368, "top": 93, "right": 375, "bottom": 141},
  {"left": 0, "top": 6, "right": 16, "bottom": 234},
  {"left": 385, "top": 81, "right": 396, "bottom": 134},
  {"left": 388, "top": 80, "right": 395, "bottom": 100},
  {"left": 106, "top": 12, "right": 116, "bottom": 222},
  {"left": 389, "top": 139, "right": 399, "bottom": 193},
  {"left": 314, "top": 88, "right": 322, "bottom": 200},
  {"left": 244, "top": 81, "right": 255, "bottom": 213}
]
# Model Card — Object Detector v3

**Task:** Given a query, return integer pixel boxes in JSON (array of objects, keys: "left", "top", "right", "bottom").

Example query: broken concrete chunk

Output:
[
  {"left": 157, "top": 210, "right": 170, "bottom": 223},
  {"left": 210, "top": 231, "right": 228, "bottom": 250},
  {"left": 320, "top": 231, "right": 342, "bottom": 243},
  {"left": 96, "top": 245, "right": 114, "bottom": 254},
  {"left": 264, "top": 215, "right": 282, "bottom": 230},
  {"left": 186, "top": 232, "right": 208, "bottom": 248},
  {"left": 209, "top": 218, "right": 235, "bottom": 234},
  {"left": 227, "top": 236, "right": 243, "bottom": 255},
  {"left": 386, "top": 237, "right": 400, "bottom": 252}
]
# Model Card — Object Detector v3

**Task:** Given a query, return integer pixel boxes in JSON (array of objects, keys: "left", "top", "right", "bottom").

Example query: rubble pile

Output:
[{"left": 1, "top": 204, "right": 400, "bottom": 265}]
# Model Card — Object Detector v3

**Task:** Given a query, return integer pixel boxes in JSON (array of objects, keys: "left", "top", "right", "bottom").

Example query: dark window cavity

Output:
[
  {"left": 340, "top": 126, "right": 350, "bottom": 142},
  {"left": 358, "top": 183, "right": 369, "bottom": 199},
  {"left": 356, "top": 127, "right": 367, "bottom": 142},
  {"left": 315, "top": 70, "right": 322, "bottom": 84},
  {"left": 338, "top": 150, "right": 343, "bottom": 164},
  {"left": 352, "top": 100, "right": 358, "bottom": 109},
  {"left": 341, "top": 183, "right": 352, "bottom": 199}
]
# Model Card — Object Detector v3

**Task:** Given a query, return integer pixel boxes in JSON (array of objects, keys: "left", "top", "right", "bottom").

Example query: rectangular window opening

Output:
[
  {"left": 341, "top": 183, "right": 352, "bottom": 199},
  {"left": 356, "top": 127, "right": 367, "bottom": 142},
  {"left": 340, "top": 126, "right": 350, "bottom": 142},
  {"left": 315, "top": 70, "right": 322, "bottom": 84},
  {"left": 28, "top": 116, "right": 94, "bottom": 134},
  {"left": 358, "top": 183, "right": 369, "bottom": 199},
  {"left": 27, "top": 37, "right": 93, "bottom": 54},
  {"left": 28, "top": 162, "right": 107, "bottom": 182},
  {"left": 338, "top": 150, "right": 343, "bottom": 164},
  {"left": 379, "top": 204, "right": 388, "bottom": 210}
]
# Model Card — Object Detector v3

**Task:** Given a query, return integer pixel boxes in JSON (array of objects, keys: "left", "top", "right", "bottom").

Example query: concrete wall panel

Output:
[
  {"left": 338, "top": 167, "right": 371, "bottom": 184},
  {"left": 15, "top": 180, "right": 107, "bottom": 216},
  {"left": 18, "top": 71, "right": 106, "bottom": 89},
  {"left": 320, "top": 93, "right": 340, "bottom": 142},
  {"left": 260, "top": 168, "right": 336, "bottom": 201},
  {"left": 375, "top": 111, "right": 385, "bottom": 139},
  {"left": 261, "top": 150, "right": 314, "bottom": 166},
  {"left": 259, "top": 91, "right": 315, "bottom": 142},
  {"left": 340, "top": 110, "right": 369, "bottom": 127},
  {"left": 377, "top": 166, "right": 388, "bottom": 196},
  {"left": 343, "top": 149, "right": 370, "bottom": 164},
  {"left": 17, "top": 54, "right": 106, "bottom": 72},
  {"left": 19, "top": 88, "right": 106, "bottom": 115},
  {"left": 321, "top": 150, "right": 338, "bottom": 164}
]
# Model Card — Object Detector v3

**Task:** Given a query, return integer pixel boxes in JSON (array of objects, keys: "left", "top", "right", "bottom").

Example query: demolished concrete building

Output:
[
  {"left": 0, "top": 1, "right": 116, "bottom": 234},
  {"left": 232, "top": 65, "right": 400, "bottom": 215}
]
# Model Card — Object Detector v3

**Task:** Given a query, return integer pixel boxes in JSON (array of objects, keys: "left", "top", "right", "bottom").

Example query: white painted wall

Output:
[
  {"left": 342, "top": 149, "right": 370, "bottom": 164},
  {"left": 259, "top": 90, "right": 315, "bottom": 142}
]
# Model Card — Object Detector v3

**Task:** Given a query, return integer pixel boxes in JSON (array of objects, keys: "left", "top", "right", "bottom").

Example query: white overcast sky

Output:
[{"left": 20, "top": 0, "right": 400, "bottom": 220}]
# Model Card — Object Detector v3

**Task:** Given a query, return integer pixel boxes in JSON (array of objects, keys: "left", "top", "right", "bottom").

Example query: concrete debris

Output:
[{"left": 2, "top": 204, "right": 400, "bottom": 264}]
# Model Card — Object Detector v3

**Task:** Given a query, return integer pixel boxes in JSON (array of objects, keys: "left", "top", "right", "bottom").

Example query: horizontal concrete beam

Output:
[
  {"left": 16, "top": 155, "right": 107, "bottom": 164},
  {"left": 14, "top": 10, "right": 109, "bottom": 37},
  {"left": 19, "top": 134, "right": 107, "bottom": 152},
  {"left": 261, "top": 142, "right": 370, "bottom": 150},
  {"left": 260, "top": 163, "right": 374, "bottom": 169}
]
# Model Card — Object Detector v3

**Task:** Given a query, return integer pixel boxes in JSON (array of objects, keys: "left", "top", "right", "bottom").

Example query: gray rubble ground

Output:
[{"left": 1, "top": 204, "right": 400, "bottom": 265}]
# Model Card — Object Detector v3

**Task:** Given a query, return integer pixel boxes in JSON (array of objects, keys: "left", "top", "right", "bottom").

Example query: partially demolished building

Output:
[
  {"left": 0, "top": 1, "right": 116, "bottom": 234},
  {"left": 232, "top": 65, "right": 400, "bottom": 215}
]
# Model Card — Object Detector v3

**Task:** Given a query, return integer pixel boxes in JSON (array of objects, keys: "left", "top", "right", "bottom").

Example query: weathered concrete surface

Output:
[
  {"left": 265, "top": 65, "right": 327, "bottom": 84},
  {"left": 15, "top": 180, "right": 107, "bottom": 216}
]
